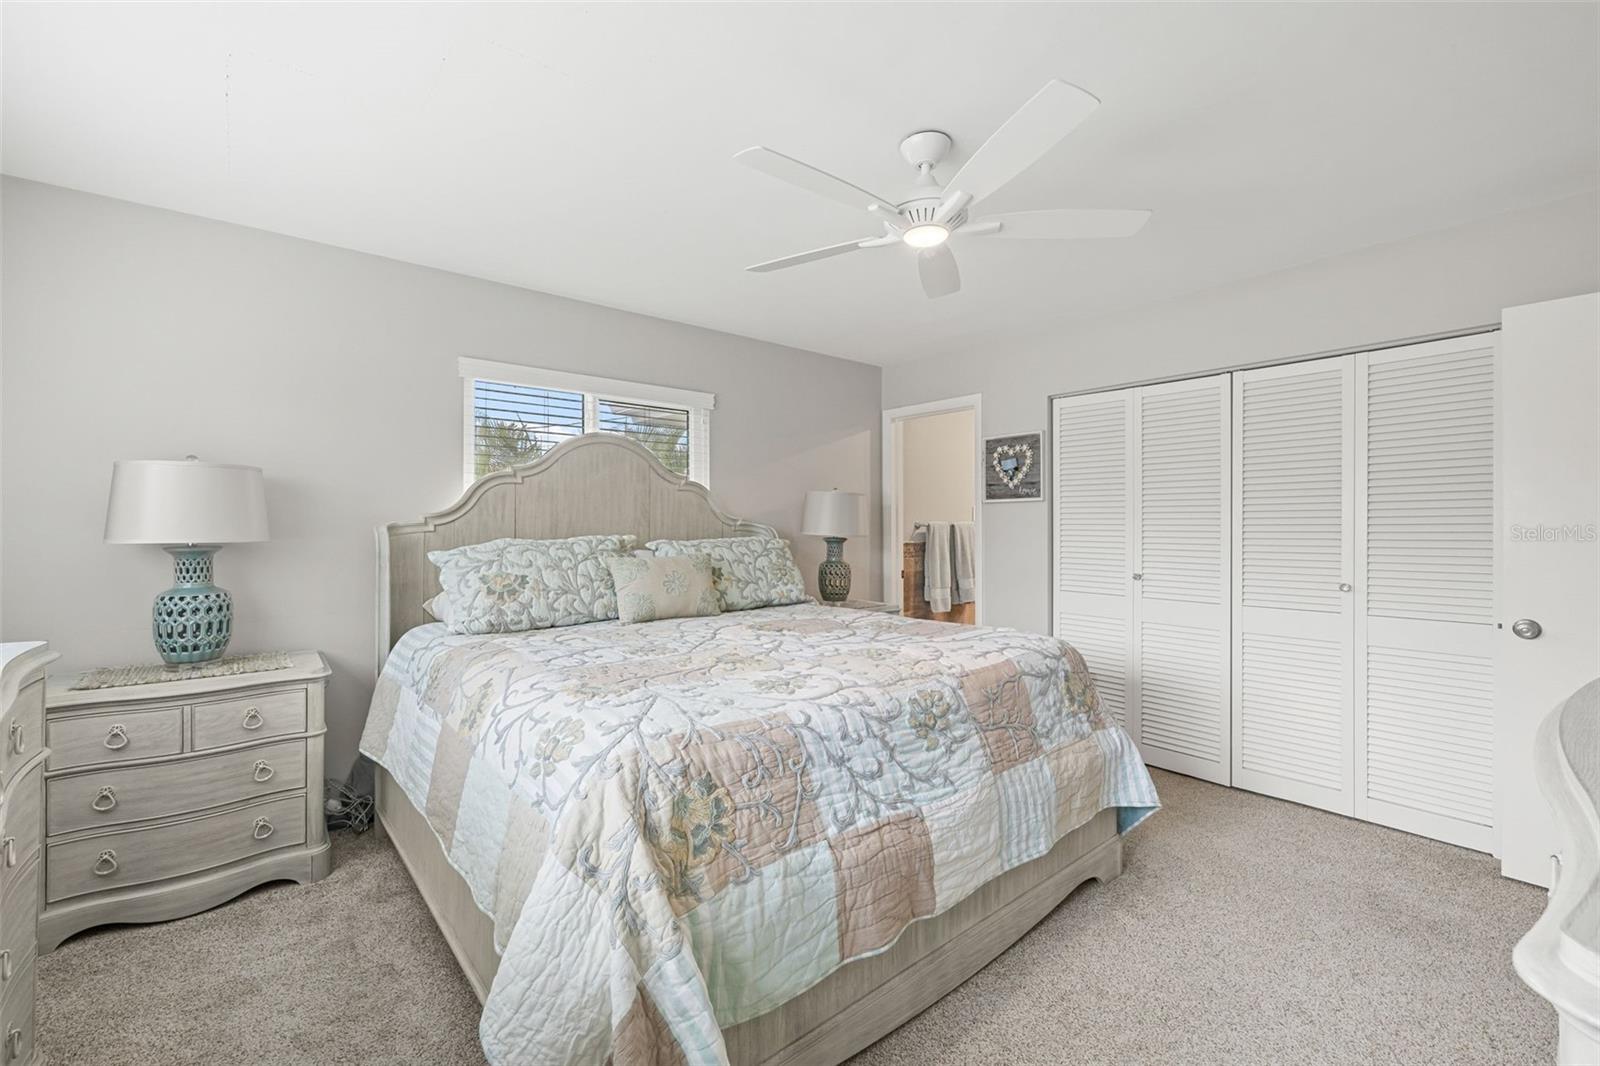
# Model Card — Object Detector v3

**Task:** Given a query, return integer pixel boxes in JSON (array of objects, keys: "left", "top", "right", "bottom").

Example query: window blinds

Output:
[
  {"left": 594, "top": 398, "right": 691, "bottom": 476},
  {"left": 471, "top": 381, "right": 586, "bottom": 479}
]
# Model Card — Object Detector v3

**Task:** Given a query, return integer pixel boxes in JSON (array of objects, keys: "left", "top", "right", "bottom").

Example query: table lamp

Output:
[
  {"left": 104, "top": 457, "right": 269, "bottom": 664},
  {"left": 801, "top": 489, "right": 863, "bottom": 602}
]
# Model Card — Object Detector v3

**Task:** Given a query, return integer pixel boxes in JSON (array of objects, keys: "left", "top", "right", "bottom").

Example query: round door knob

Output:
[{"left": 1512, "top": 618, "right": 1543, "bottom": 640}]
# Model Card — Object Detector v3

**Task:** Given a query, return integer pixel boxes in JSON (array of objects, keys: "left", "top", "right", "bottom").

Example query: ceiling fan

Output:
[{"left": 736, "top": 80, "right": 1150, "bottom": 299}]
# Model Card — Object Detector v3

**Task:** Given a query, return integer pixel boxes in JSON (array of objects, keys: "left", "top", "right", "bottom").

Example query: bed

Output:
[{"left": 363, "top": 433, "right": 1158, "bottom": 1066}]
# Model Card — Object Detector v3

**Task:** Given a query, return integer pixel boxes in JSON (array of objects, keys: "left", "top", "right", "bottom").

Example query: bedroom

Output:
[{"left": 0, "top": 2, "right": 1596, "bottom": 1065}]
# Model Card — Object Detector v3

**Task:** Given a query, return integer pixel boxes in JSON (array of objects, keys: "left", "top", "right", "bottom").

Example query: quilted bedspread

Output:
[{"left": 361, "top": 604, "right": 1158, "bottom": 1066}]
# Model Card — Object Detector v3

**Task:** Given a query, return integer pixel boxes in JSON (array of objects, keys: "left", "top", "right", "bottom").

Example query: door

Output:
[
  {"left": 1051, "top": 391, "right": 1134, "bottom": 732},
  {"left": 1496, "top": 293, "right": 1600, "bottom": 885},
  {"left": 1232, "top": 358, "right": 1356, "bottom": 814},
  {"left": 1133, "top": 376, "right": 1231, "bottom": 783},
  {"left": 1355, "top": 336, "right": 1498, "bottom": 850}
]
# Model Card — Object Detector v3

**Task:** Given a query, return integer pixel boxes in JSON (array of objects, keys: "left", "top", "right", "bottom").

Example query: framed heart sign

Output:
[{"left": 983, "top": 431, "right": 1044, "bottom": 502}]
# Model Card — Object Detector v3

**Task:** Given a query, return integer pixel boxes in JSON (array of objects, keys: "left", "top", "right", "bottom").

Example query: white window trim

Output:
[{"left": 460, "top": 356, "right": 714, "bottom": 488}]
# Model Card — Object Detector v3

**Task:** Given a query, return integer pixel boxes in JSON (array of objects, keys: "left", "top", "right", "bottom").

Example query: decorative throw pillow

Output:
[
  {"left": 426, "top": 534, "right": 638, "bottom": 634},
  {"left": 603, "top": 554, "right": 721, "bottom": 624},
  {"left": 645, "top": 535, "right": 808, "bottom": 612}
]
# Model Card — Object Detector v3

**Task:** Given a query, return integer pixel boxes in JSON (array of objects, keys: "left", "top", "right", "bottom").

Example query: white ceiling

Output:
[{"left": 4, "top": 2, "right": 1596, "bottom": 366}]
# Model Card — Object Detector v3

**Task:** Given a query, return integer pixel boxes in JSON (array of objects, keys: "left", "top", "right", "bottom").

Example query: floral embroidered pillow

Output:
[
  {"left": 602, "top": 554, "right": 721, "bottom": 625},
  {"left": 645, "top": 535, "right": 808, "bottom": 612},
  {"left": 426, "top": 534, "right": 637, "bottom": 634}
]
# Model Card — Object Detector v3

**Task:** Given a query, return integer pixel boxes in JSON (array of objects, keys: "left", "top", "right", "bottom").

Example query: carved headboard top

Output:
[{"left": 375, "top": 433, "right": 776, "bottom": 662}]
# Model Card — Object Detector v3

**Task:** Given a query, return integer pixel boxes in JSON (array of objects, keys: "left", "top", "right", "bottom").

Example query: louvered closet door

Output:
[
  {"left": 1051, "top": 391, "right": 1135, "bottom": 734},
  {"left": 1132, "top": 376, "right": 1231, "bottom": 783},
  {"left": 1232, "top": 359, "right": 1356, "bottom": 814},
  {"left": 1355, "top": 336, "right": 1497, "bottom": 851}
]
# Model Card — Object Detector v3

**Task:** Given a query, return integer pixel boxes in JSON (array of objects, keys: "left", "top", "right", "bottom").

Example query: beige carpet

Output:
[{"left": 37, "top": 770, "right": 1553, "bottom": 1065}]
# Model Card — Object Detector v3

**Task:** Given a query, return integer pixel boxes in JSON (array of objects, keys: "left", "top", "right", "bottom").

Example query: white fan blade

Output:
[
  {"left": 746, "top": 237, "right": 880, "bottom": 273},
  {"left": 917, "top": 245, "right": 961, "bottom": 298},
  {"left": 735, "top": 146, "right": 898, "bottom": 214},
  {"left": 946, "top": 80, "right": 1100, "bottom": 207},
  {"left": 868, "top": 202, "right": 908, "bottom": 231},
  {"left": 976, "top": 208, "right": 1151, "bottom": 239},
  {"left": 933, "top": 190, "right": 972, "bottom": 226}
]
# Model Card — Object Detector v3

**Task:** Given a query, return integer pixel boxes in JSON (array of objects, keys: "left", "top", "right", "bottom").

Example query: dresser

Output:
[
  {"left": 0, "top": 642, "right": 53, "bottom": 1066},
  {"left": 39, "top": 651, "right": 331, "bottom": 952}
]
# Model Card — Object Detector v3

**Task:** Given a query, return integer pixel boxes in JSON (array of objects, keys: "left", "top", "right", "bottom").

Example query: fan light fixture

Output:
[{"left": 902, "top": 224, "right": 949, "bottom": 249}]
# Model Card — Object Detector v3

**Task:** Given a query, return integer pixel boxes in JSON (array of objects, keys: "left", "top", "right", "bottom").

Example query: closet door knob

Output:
[
  {"left": 1512, "top": 618, "right": 1543, "bottom": 640},
  {"left": 1338, "top": 583, "right": 1352, "bottom": 593}
]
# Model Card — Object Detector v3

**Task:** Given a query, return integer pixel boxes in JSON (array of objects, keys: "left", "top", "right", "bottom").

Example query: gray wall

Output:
[
  {"left": 0, "top": 178, "right": 883, "bottom": 776},
  {"left": 883, "top": 191, "right": 1600, "bottom": 636}
]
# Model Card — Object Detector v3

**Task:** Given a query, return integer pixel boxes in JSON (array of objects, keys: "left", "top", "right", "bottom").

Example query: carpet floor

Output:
[{"left": 36, "top": 770, "right": 1552, "bottom": 1065}]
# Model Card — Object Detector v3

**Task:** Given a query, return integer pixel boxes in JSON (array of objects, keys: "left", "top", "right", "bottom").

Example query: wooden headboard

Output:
[{"left": 375, "top": 433, "right": 776, "bottom": 665}]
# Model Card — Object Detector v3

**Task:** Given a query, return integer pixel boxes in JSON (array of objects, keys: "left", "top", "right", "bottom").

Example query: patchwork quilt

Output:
[{"left": 361, "top": 604, "right": 1159, "bottom": 1066}]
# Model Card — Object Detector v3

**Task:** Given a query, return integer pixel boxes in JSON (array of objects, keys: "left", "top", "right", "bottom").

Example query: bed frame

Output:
[{"left": 373, "top": 433, "right": 1123, "bottom": 1065}]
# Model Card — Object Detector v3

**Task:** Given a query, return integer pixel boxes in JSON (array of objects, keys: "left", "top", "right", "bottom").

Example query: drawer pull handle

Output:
[
  {"left": 252, "top": 760, "right": 275, "bottom": 783},
  {"left": 91, "top": 786, "right": 119, "bottom": 812},
  {"left": 103, "top": 723, "right": 129, "bottom": 750},
  {"left": 0, "top": 838, "right": 13, "bottom": 869},
  {"left": 5, "top": 1025, "right": 20, "bottom": 1061},
  {"left": 242, "top": 707, "right": 264, "bottom": 730},
  {"left": 8, "top": 722, "right": 23, "bottom": 756},
  {"left": 252, "top": 817, "right": 275, "bottom": 840},
  {"left": 0, "top": 949, "right": 11, "bottom": 982},
  {"left": 93, "top": 850, "right": 118, "bottom": 877}
]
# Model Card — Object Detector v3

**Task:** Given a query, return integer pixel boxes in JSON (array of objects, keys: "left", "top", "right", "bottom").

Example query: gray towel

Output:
[
  {"left": 951, "top": 521, "right": 976, "bottom": 605},
  {"left": 923, "top": 521, "right": 953, "bottom": 613}
]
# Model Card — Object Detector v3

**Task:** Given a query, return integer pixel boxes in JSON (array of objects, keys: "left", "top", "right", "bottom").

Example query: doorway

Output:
[{"left": 882, "top": 395, "right": 983, "bottom": 622}]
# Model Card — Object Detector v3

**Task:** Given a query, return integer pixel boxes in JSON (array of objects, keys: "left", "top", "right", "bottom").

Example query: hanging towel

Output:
[
  {"left": 923, "top": 521, "right": 954, "bottom": 613},
  {"left": 951, "top": 521, "right": 977, "bottom": 605}
]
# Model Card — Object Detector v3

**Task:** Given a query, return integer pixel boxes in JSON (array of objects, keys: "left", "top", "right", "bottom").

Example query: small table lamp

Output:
[
  {"left": 801, "top": 489, "right": 864, "bottom": 603},
  {"left": 104, "top": 457, "right": 269, "bottom": 665}
]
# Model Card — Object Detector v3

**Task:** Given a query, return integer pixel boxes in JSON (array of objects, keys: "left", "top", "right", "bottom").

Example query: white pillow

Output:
[
  {"left": 645, "top": 535, "right": 808, "bottom": 612},
  {"left": 426, "top": 534, "right": 637, "bottom": 634}
]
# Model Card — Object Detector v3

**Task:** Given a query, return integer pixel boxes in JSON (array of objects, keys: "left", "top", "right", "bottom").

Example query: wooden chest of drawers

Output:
[
  {"left": 1, "top": 642, "right": 54, "bottom": 1066},
  {"left": 40, "top": 651, "right": 331, "bottom": 952}
]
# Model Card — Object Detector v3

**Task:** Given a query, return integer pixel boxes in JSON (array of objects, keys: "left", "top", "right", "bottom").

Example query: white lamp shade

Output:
[
  {"left": 104, "top": 459, "right": 270, "bottom": 545},
  {"left": 801, "top": 490, "right": 863, "bottom": 538}
]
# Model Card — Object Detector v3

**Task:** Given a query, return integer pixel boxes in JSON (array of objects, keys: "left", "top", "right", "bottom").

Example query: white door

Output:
[
  {"left": 1354, "top": 336, "right": 1498, "bottom": 850},
  {"left": 1496, "top": 293, "right": 1600, "bottom": 886},
  {"left": 1052, "top": 391, "right": 1135, "bottom": 733},
  {"left": 1133, "top": 376, "right": 1231, "bottom": 783},
  {"left": 1232, "top": 358, "right": 1356, "bottom": 814}
]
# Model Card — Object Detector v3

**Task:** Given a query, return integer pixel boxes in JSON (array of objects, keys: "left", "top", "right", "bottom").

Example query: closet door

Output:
[
  {"left": 1232, "top": 359, "right": 1355, "bottom": 815},
  {"left": 1051, "top": 391, "right": 1135, "bottom": 733},
  {"left": 1132, "top": 376, "right": 1231, "bottom": 783},
  {"left": 1355, "top": 336, "right": 1497, "bottom": 851}
]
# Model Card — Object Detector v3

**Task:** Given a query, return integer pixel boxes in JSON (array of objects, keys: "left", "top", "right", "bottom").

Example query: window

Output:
[{"left": 460, "top": 357, "right": 713, "bottom": 487}]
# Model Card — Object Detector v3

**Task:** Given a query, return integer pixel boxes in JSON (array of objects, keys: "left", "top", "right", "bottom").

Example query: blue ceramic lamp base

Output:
[
  {"left": 153, "top": 546, "right": 233, "bottom": 665},
  {"left": 818, "top": 536, "right": 852, "bottom": 602}
]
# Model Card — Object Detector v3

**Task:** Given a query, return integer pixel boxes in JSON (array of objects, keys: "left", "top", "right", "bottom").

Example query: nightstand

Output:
[
  {"left": 1, "top": 643, "right": 53, "bottom": 1066},
  {"left": 820, "top": 599, "right": 900, "bottom": 614},
  {"left": 38, "top": 651, "right": 331, "bottom": 951}
]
